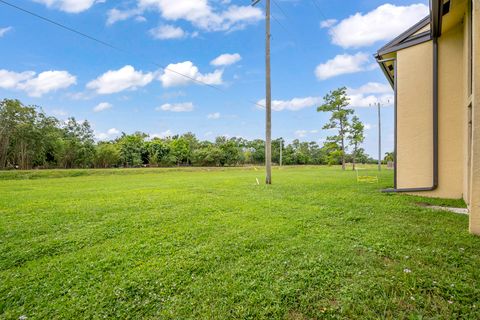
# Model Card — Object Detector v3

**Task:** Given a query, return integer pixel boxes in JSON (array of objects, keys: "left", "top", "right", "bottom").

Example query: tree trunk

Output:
[
  {"left": 352, "top": 144, "right": 357, "bottom": 171},
  {"left": 0, "top": 136, "right": 9, "bottom": 169}
]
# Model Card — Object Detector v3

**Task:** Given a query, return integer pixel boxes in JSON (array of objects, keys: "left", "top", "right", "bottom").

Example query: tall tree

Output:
[
  {"left": 146, "top": 138, "right": 170, "bottom": 166},
  {"left": 317, "top": 87, "right": 353, "bottom": 170},
  {"left": 117, "top": 132, "right": 146, "bottom": 167},
  {"left": 0, "top": 99, "right": 36, "bottom": 168},
  {"left": 348, "top": 115, "right": 365, "bottom": 170},
  {"left": 61, "top": 118, "right": 95, "bottom": 168},
  {"left": 169, "top": 137, "right": 190, "bottom": 166},
  {"left": 94, "top": 142, "right": 120, "bottom": 168}
]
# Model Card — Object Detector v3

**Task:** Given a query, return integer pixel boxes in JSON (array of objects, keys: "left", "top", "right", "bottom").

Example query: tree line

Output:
[{"left": 0, "top": 95, "right": 378, "bottom": 170}]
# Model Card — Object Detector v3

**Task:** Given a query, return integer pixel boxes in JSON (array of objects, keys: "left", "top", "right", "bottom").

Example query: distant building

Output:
[{"left": 375, "top": 0, "right": 480, "bottom": 234}]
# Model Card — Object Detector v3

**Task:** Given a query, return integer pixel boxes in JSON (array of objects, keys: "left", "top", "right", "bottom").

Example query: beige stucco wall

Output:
[
  {"left": 469, "top": 0, "right": 480, "bottom": 235},
  {"left": 396, "top": 24, "right": 466, "bottom": 199},
  {"left": 396, "top": 41, "right": 434, "bottom": 189},
  {"left": 434, "top": 24, "right": 466, "bottom": 199}
]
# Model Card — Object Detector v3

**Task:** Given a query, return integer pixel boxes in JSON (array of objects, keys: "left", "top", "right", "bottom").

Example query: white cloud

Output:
[
  {"left": 156, "top": 102, "right": 194, "bottom": 112},
  {"left": 95, "top": 127, "right": 120, "bottom": 140},
  {"left": 149, "top": 25, "right": 186, "bottom": 39},
  {"left": 93, "top": 102, "right": 113, "bottom": 112},
  {"left": 107, "top": 128, "right": 120, "bottom": 135},
  {"left": 51, "top": 109, "right": 68, "bottom": 117},
  {"left": 21, "top": 71, "right": 76, "bottom": 97},
  {"left": 348, "top": 82, "right": 392, "bottom": 95},
  {"left": 159, "top": 61, "right": 223, "bottom": 88},
  {"left": 315, "top": 52, "right": 375, "bottom": 80},
  {"left": 109, "top": 0, "right": 262, "bottom": 32},
  {"left": 364, "top": 123, "right": 372, "bottom": 130},
  {"left": 254, "top": 82, "right": 393, "bottom": 111},
  {"left": 0, "top": 69, "right": 76, "bottom": 97},
  {"left": 328, "top": 3, "right": 429, "bottom": 48},
  {"left": 320, "top": 19, "right": 337, "bottom": 28},
  {"left": 106, "top": 8, "right": 142, "bottom": 25},
  {"left": 295, "top": 130, "right": 307, "bottom": 138},
  {"left": 87, "top": 65, "right": 154, "bottom": 95},
  {"left": 151, "top": 129, "right": 173, "bottom": 138},
  {"left": 33, "top": 0, "right": 102, "bottom": 13},
  {"left": 210, "top": 53, "right": 241, "bottom": 67},
  {"left": 220, "top": 5, "right": 263, "bottom": 30},
  {"left": 0, "top": 70, "right": 35, "bottom": 89},
  {"left": 0, "top": 27, "right": 12, "bottom": 37},
  {"left": 95, "top": 133, "right": 109, "bottom": 140},
  {"left": 257, "top": 96, "right": 322, "bottom": 112},
  {"left": 207, "top": 112, "right": 220, "bottom": 119},
  {"left": 348, "top": 93, "right": 393, "bottom": 108},
  {"left": 295, "top": 129, "right": 319, "bottom": 138},
  {"left": 347, "top": 82, "right": 393, "bottom": 108}
]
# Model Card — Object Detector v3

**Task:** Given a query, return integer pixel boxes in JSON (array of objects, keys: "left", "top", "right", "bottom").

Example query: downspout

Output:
[{"left": 382, "top": 36, "right": 439, "bottom": 193}]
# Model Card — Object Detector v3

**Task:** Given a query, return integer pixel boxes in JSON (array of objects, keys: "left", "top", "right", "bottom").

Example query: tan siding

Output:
[
  {"left": 396, "top": 24, "right": 466, "bottom": 199},
  {"left": 396, "top": 42, "right": 434, "bottom": 189},
  {"left": 434, "top": 24, "right": 466, "bottom": 199},
  {"left": 463, "top": 10, "right": 472, "bottom": 204},
  {"left": 469, "top": 0, "right": 480, "bottom": 235}
]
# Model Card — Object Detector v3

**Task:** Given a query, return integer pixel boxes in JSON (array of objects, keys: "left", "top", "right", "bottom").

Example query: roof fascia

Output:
[{"left": 377, "top": 16, "right": 431, "bottom": 54}]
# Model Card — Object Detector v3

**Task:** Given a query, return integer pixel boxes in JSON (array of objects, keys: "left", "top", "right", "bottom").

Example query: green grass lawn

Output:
[{"left": 1, "top": 166, "right": 479, "bottom": 319}]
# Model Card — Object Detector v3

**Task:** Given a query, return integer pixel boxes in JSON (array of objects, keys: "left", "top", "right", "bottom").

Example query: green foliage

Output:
[
  {"left": 0, "top": 98, "right": 371, "bottom": 169},
  {"left": 192, "top": 142, "right": 223, "bottom": 166},
  {"left": 146, "top": 139, "right": 170, "bottom": 166},
  {"left": 246, "top": 139, "right": 265, "bottom": 164},
  {"left": 0, "top": 167, "right": 478, "bottom": 319},
  {"left": 317, "top": 87, "right": 354, "bottom": 170},
  {"left": 117, "top": 132, "right": 147, "bottom": 167},
  {"left": 169, "top": 137, "right": 190, "bottom": 165},
  {"left": 349, "top": 115, "right": 366, "bottom": 169},
  {"left": 60, "top": 118, "right": 95, "bottom": 168},
  {"left": 94, "top": 142, "right": 120, "bottom": 168},
  {"left": 384, "top": 151, "right": 395, "bottom": 162},
  {"left": 216, "top": 136, "right": 242, "bottom": 166}
]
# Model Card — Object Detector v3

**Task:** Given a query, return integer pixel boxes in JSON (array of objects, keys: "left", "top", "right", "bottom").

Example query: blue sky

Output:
[{"left": 0, "top": 0, "right": 430, "bottom": 157}]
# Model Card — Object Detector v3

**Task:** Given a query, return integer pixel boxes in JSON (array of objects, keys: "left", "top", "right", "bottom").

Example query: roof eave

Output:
[{"left": 376, "top": 16, "right": 431, "bottom": 56}]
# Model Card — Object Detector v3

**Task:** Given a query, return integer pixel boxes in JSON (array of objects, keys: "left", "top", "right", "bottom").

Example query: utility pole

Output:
[
  {"left": 252, "top": 0, "right": 272, "bottom": 184},
  {"left": 377, "top": 102, "right": 382, "bottom": 171},
  {"left": 370, "top": 101, "right": 383, "bottom": 171}
]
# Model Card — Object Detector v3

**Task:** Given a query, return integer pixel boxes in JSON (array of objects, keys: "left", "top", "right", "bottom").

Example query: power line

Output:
[
  {"left": 308, "top": 0, "right": 341, "bottom": 43},
  {"left": 309, "top": 0, "right": 329, "bottom": 20},
  {"left": 0, "top": 0, "right": 266, "bottom": 108},
  {"left": 270, "top": 0, "right": 304, "bottom": 42},
  {"left": 254, "top": 0, "right": 317, "bottom": 57},
  {"left": 272, "top": 0, "right": 289, "bottom": 21},
  {"left": 271, "top": 13, "right": 293, "bottom": 37},
  {"left": 0, "top": 0, "right": 123, "bottom": 52},
  {"left": 265, "top": 0, "right": 334, "bottom": 53}
]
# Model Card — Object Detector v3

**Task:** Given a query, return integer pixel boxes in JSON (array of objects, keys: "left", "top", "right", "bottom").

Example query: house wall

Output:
[
  {"left": 396, "top": 41, "right": 434, "bottom": 189},
  {"left": 463, "top": 7, "right": 473, "bottom": 205},
  {"left": 396, "top": 24, "right": 466, "bottom": 199},
  {"left": 435, "top": 23, "right": 466, "bottom": 199},
  {"left": 469, "top": 0, "right": 480, "bottom": 235}
]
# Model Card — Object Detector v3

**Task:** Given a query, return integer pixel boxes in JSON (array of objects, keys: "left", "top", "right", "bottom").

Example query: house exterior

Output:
[{"left": 375, "top": 0, "right": 480, "bottom": 234}]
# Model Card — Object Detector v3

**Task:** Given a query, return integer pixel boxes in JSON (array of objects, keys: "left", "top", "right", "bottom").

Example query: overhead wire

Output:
[{"left": 0, "top": 0, "right": 267, "bottom": 108}]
